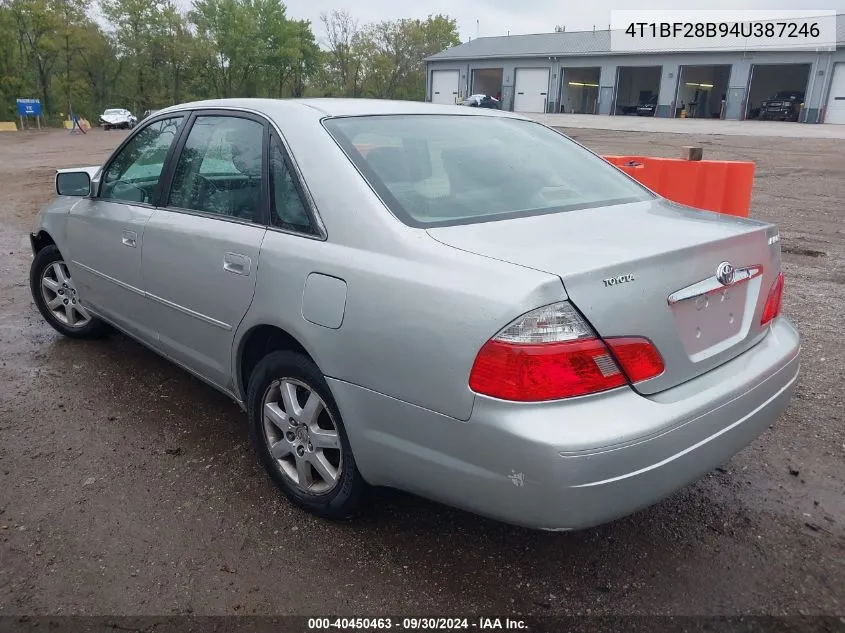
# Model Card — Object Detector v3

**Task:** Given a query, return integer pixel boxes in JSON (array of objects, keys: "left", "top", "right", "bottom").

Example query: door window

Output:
[
  {"left": 168, "top": 116, "right": 264, "bottom": 221},
  {"left": 100, "top": 116, "right": 184, "bottom": 204},
  {"left": 269, "top": 138, "right": 315, "bottom": 234}
]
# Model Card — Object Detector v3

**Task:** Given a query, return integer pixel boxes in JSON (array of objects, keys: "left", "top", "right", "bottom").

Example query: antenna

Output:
[
  {"left": 592, "top": 25, "right": 596, "bottom": 33},
  {"left": 476, "top": 19, "right": 480, "bottom": 39}
]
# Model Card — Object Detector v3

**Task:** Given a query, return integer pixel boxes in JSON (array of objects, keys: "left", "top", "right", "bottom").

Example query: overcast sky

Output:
[{"left": 275, "top": 0, "right": 844, "bottom": 42}]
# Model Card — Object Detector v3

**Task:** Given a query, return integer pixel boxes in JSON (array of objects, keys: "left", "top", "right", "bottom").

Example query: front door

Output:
[
  {"left": 142, "top": 113, "right": 267, "bottom": 391},
  {"left": 65, "top": 115, "right": 186, "bottom": 341}
]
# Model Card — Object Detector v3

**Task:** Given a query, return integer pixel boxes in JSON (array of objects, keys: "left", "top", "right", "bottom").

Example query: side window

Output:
[
  {"left": 168, "top": 115, "right": 264, "bottom": 221},
  {"left": 100, "top": 116, "right": 184, "bottom": 204},
  {"left": 269, "top": 138, "right": 314, "bottom": 234}
]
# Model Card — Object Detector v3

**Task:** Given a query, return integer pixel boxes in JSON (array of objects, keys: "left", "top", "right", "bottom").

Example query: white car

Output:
[{"left": 99, "top": 108, "right": 137, "bottom": 130}]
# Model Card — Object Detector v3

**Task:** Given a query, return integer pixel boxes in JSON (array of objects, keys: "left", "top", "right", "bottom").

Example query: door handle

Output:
[
  {"left": 223, "top": 252, "right": 251, "bottom": 276},
  {"left": 122, "top": 230, "right": 137, "bottom": 248}
]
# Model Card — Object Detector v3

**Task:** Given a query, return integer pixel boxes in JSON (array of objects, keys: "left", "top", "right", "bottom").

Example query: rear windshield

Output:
[{"left": 324, "top": 115, "right": 652, "bottom": 227}]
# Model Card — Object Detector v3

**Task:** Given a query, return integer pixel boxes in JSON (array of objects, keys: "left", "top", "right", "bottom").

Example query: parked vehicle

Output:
[
  {"left": 759, "top": 90, "right": 804, "bottom": 122},
  {"left": 636, "top": 94, "right": 658, "bottom": 117},
  {"left": 99, "top": 108, "right": 137, "bottom": 130},
  {"left": 461, "top": 94, "right": 501, "bottom": 109},
  {"left": 30, "top": 99, "right": 799, "bottom": 530}
]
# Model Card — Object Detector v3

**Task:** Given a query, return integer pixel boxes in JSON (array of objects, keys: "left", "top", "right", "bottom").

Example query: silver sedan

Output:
[{"left": 29, "top": 99, "right": 800, "bottom": 530}]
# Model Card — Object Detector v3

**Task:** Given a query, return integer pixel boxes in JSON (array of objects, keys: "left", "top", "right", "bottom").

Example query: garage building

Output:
[{"left": 426, "top": 16, "right": 845, "bottom": 123}]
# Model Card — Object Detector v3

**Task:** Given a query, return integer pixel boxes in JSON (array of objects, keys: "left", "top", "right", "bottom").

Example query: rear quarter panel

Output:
[{"left": 243, "top": 229, "right": 565, "bottom": 421}]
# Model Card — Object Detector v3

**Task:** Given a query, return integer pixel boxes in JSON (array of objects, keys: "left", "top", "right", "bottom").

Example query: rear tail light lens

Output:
[
  {"left": 469, "top": 302, "right": 664, "bottom": 402},
  {"left": 760, "top": 272, "right": 784, "bottom": 326},
  {"left": 605, "top": 338, "right": 665, "bottom": 383}
]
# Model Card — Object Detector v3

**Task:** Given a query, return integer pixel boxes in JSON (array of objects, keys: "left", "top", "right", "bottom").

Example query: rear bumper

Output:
[{"left": 330, "top": 318, "right": 800, "bottom": 530}]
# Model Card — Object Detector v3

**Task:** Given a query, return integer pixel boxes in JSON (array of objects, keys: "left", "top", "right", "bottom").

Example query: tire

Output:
[
  {"left": 247, "top": 351, "right": 366, "bottom": 519},
  {"left": 104, "top": 125, "right": 110, "bottom": 131},
  {"left": 29, "top": 245, "right": 108, "bottom": 339}
]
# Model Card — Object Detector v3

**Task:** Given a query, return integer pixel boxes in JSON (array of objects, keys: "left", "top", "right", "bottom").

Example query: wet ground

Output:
[{"left": 0, "top": 128, "right": 843, "bottom": 616}]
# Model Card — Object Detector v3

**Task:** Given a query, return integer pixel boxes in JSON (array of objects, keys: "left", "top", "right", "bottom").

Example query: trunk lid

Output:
[{"left": 428, "top": 199, "right": 782, "bottom": 394}]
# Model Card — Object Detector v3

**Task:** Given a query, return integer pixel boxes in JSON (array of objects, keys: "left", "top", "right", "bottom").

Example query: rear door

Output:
[
  {"left": 66, "top": 114, "right": 186, "bottom": 341},
  {"left": 141, "top": 111, "right": 268, "bottom": 391}
]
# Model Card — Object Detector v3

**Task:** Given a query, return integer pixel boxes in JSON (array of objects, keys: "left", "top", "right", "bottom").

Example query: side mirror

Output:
[{"left": 56, "top": 171, "right": 91, "bottom": 197}]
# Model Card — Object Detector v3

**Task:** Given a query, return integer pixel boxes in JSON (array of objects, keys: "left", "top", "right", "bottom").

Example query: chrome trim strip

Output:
[
  {"left": 145, "top": 292, "right": 232, "bottom": 331},
  {"left": 74, "top": 261, "right": 232, "bottom": 330},
  {"left": 72, "top": 261, "right": 146, "bottom": 296},
  {"left": 667, "top": 265, "right": 763, "bottom": 305}
]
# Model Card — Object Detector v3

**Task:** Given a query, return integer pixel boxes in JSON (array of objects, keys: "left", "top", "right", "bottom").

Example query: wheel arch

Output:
[
  {"left": 235, "top": 324, "right": 319, "bottom": 401},
  {"left": 31, "top": 230, "right": 57, "bottom": 255}
]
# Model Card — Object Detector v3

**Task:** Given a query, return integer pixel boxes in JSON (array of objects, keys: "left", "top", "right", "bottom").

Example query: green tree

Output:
[
  {"left": 75, "top": 21, "right": 122, "bottom": 114},
  {"left": 358, "top": 15, "right": 459, "bottom": 100},
  {"left": 100, "top": 0, "right": 170, "bottom": 111},
  {"left": 6, "top": 0, "right": 61, "bottom": 115},
  {"left": 319, "top": 9, "right": 363, "bottom": 97}
]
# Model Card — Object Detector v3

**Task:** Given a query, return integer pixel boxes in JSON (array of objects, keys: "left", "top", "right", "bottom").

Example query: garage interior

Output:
[
  {"left": 471, "top": 68, "right": 503, "bottom": 100},
  {"left": 560, "top": 67, "right": 600, "bottom": 114},
  {"left": 614, "top": 66, "right": 661, "bottom": 115},
  {"left": 746, "top": 63, "right": 811, "bottom": 120},
  {"left": 675, "top": 65, "right": 731, "bottom": 118}
]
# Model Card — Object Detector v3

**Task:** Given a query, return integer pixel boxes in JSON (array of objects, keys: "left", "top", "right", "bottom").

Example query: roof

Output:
[
  {"left": 427, "top": 15, "right": 845, "bottom": 61},
  {"left": 155, "top": 98, "right": 527, "bottom": 119}
]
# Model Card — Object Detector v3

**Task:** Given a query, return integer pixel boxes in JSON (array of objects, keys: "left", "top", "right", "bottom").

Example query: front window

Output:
[
  {"left": 324, "top": 115, "right": 652, "bottom": 228},
  {"left": 100, "top": 116, "right": 184, "bottom": 204},
  {"left": 104, "top": 109, "right": 123, "bottom": 115}
]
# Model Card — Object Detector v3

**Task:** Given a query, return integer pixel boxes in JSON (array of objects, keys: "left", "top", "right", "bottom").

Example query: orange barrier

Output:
[{"left": 603, "top": 156, "right": 755, "bottom": 218}]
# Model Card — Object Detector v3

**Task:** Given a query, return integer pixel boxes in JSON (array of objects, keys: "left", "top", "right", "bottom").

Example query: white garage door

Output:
[
  {"left": 825, "top": 63, "right": 845, "bottom": 124},
  {"left": 514, "top": 68, "right": 550, "bottom": 113},
  {"left": 431, "top": 70, "right": 459, "bottom": 105}
]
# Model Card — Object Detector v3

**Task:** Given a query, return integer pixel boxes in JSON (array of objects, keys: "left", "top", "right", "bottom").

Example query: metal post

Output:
[{"left": 36, "top": 116, "right": 41, "bottom": 131}]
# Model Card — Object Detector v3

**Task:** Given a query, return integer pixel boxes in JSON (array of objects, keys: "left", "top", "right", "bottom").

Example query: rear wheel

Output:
[
  {"left": 247, "top": 351, "right": 366, "bottom": 519},
  {"left": 30, "top": 245, "right": 108, "bottom": 339}
]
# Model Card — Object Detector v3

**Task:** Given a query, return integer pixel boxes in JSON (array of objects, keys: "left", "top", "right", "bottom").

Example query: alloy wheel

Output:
[
  {"left": 261, "top": 378, "right": 343, "bottom": 495},
  {"left": 40, "top": 261, "right": 91, "bottom": 329}
]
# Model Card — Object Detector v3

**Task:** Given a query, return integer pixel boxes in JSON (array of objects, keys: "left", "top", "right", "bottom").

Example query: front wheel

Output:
[
  {"left": 29, "top": 245, "right": 108, "bottom": 339},
  {"left": 247, "top": 351, "right": 366, "bottom": 519}
]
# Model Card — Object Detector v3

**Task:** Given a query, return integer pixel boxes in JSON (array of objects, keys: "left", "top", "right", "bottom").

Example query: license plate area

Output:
[{"left": 671, "top": 281, "right": 754, "bottom": 361}]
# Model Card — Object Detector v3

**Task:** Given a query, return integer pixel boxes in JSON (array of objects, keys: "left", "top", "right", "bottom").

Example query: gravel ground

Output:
[{"left": 0, "top": 127, "right": 842, "bottom": 617}]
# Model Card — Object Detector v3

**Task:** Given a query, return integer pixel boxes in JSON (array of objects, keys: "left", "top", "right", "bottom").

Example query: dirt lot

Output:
[{"left": 0, "top": 127, "right": 843, "bottom": 617}]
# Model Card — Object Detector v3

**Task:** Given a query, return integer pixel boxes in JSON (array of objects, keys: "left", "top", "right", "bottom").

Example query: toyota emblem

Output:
[{"left": 716, "top": 261, "right": 735, "bottom": 286}]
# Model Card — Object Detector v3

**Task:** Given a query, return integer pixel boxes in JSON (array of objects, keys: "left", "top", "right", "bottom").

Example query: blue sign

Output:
[{"left": 16, "top": 98, "right": 42, "bottom": 117}]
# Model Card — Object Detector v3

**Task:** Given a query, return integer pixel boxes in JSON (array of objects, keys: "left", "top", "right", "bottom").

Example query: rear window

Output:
[{"left": 324, "top": 115, "right": 652, "bottom": 227}]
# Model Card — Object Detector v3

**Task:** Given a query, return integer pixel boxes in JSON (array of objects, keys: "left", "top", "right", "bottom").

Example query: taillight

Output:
[
  {"left": 605, "top": 337, "right": 665, "bottom": 383},
  {"left": 761, "top": 272, "right": 784, "bottom": 326},
  {"left": 468, "top": 302, "right": 663, "bottom": 402}
]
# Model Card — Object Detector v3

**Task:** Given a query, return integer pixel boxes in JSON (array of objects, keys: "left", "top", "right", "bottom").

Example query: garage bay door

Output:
[
  {"left": 514, "top": 68, "right": 550, "bottom": 113},
  {"left": 825, "top": 63, "right": 845, "bottom": 124},
  {"left": 431, "top": 70, "right": 459, "bottom": 105}
]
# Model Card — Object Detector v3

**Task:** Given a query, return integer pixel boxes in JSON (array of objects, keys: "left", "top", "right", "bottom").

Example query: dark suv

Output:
[{"left": 759, "top": 90, "right": 804, "bottom": 122}]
